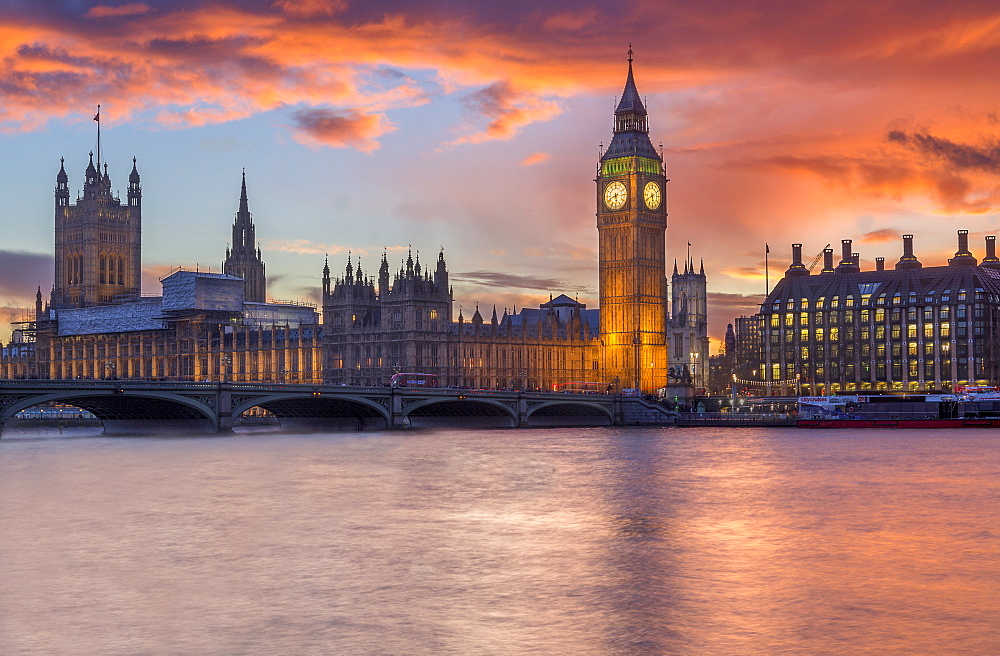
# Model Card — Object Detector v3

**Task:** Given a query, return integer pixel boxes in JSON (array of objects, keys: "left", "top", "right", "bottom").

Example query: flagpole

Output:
[
  {"left": 765, "top": 243, "right": 769, "bottom": 297},
  {"left": 95, "top": 104, "right": 101, "bottom": 171}
]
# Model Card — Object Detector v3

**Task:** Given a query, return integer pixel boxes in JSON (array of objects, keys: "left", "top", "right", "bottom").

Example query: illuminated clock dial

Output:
[
  {"left": 644, "top": 181, "right": 661, "bottom": 210},
  {"left": 604, "top": 181, "right": 627, "bottom": 210}
]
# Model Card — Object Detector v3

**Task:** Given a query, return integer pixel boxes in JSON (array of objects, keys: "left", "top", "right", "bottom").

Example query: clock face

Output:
[
  {"left": 644, "top": 181, "right": 661, "bottom": 210},
  {"left": 604, "top": 181, "right": 627, "bottom": 210}
]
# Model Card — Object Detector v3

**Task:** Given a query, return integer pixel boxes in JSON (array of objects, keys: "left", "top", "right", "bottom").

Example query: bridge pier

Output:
[
  {"left": 217, "top": 386, "right": 234, "bottom": 432},
  {"left": 517, "top": 394, "right": 530, "bottom": 427},
  {"left": 390, "top": 390, "right": 407, "bottom": 429}
]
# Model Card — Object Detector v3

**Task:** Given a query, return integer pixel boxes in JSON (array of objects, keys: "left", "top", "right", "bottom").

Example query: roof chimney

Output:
[
  {"left": 875, "top": 257, "right": 885, "bottom": 271},
  {"left": 895, "top": 234, "right": 922, "bottom": 270},
  {"left": 821, "top": 247, "right": 835, "bottom": 274},
  {"left": 983, "top": 235, "right": 1000, "bottom": 268},
  {"left": 950, "top": 229, "right": 978, "bottom": 266},
  {"left": 836, "top": 239, "right": 860, "bottom": 272},
  {"left": 785, "top": 243, "right": 809, "bottom": 277}
]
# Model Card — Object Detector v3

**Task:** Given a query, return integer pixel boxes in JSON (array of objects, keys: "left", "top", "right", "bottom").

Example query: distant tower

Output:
[
  {"left": 53, "top": 115, "right": 142, "bottom": 308},
  {"left": 669, "top": 255, "right": 709, "bottom": 390},
  {"left": 596, "top": 49, "right": 670, "bottom": 391},
  {"left": 223, "top": 171, "right": 267, "bottom": 303}
]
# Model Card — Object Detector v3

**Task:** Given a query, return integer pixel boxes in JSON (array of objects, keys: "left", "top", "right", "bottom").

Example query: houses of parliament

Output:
[{"left": 0, "top": 57, "right": 710, "bottom": 393}]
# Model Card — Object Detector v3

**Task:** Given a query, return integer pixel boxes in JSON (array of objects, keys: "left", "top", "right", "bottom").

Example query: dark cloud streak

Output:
[
  {"left": 887, "top": 130, "right": 1000, "bottom": 172},
  {"left": 454, "top": 270, "right": 567, "bottom": 292}
]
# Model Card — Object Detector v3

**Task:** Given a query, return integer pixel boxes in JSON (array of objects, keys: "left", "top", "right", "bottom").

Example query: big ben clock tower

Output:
[{"left": 597, "top": 50, "right": 669, "bottom": 391}]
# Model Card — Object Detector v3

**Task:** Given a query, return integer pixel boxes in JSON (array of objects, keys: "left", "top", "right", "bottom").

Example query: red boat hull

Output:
[{"left": 797, "top": 418, "right": 1000, "bottom": 428}]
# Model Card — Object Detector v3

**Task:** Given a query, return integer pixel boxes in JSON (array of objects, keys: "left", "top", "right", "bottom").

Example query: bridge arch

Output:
[
  {"left": 1, "top": 390, "right": 218, "bottom": 434},
  {"left": 402, "top": 397, "right": 519, "bottom": 428},
  {"left": 524, "top": 400, "right": 614, "bottom": 427},
  {"left": 231, "top": 393, "right": 391, "bottom": 431}
]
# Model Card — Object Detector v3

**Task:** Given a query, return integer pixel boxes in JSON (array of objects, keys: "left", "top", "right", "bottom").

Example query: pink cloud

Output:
[
  {"left": 86, "top": 3, "right": 151, "bottom": 19},
  {"left": 289, "top": 108, "right": 394, "bottom": 151}
]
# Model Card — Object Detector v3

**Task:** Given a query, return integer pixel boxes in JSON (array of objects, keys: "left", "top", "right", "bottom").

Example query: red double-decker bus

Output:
[{"left": 390, "top": 373, "right": 440, "bottom": 388}]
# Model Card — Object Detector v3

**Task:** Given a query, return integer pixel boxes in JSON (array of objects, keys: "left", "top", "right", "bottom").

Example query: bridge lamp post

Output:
[
  {"left": 690, "top": 352, "right": 699, "bottom": 388},
  {"left": 222, "top": 355, "right": 231, "bottom": 382}
]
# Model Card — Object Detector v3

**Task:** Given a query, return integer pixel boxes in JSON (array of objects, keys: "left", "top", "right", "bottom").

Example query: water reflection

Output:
[{"left": 1, "top": 428, "right": 999, "bottom": 655}]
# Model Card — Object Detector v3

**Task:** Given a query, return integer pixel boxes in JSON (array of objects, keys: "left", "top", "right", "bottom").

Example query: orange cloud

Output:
[
  {"left": 271, "top": 0, "right": 346, "bottom": 18},
  {"left": 859, "top": 229, "right": 902, "bottom": 244},
  {"left": 520, "top": 152, "right": 550, "bottom": 166}
]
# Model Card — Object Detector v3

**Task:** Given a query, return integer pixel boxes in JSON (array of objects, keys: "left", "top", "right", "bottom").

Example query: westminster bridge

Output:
[{"left": 0, "top": 380, "right": 676, "bottom": 435}]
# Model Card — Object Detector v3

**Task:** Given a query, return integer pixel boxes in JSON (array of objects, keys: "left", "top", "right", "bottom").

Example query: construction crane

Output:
[{"left": 807, "top": 244, "right": 831, "bottom": 272}]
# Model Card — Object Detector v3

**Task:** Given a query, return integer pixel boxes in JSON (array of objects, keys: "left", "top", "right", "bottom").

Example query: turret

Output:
[
  {"left": 435, "top": 249, "right": 448, "bottom": 291},
  {"left": 379, "top": 250, "right": 390, "bottom": 298},
  {"left": 322, "top": 255, "right": 331, "bottom": 296},
  {"left": 127, "top": 157, "right": 141, "bottom": 210},
  {"left": 85, "top": 151, "right": 97, "bottom": 186},
  {"left": 55, "top": 157, "right": 69, "bottom": 210}
]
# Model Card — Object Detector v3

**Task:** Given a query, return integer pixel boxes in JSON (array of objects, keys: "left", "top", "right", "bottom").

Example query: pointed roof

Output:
[
  {"left": 57, "top": 157, "right": 68, "bottom": 183},
  {"left": 238, "top": 169, "right": 250, "bottom": 218},
  {"left": 540, "top": 293, "right": 584, "bottom": 308},
  {"left": 129, "top": 156, "right": 140, "bottom": 183},
  {"left": 615, "top": 47, "right": 646, "bottom": 116},
  {"left": 601, "top": 48, "right": 659, "bottom": 162}
]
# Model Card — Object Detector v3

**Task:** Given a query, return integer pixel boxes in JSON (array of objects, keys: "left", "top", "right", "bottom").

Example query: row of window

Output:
[
  {"left": 770, "top": 306, "right": 974, "bottom": 327},
  {"left": 771, "top": 289, "right": 991, "bottom": 311}
]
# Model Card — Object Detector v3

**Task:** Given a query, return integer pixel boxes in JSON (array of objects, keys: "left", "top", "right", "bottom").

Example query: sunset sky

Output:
[{"left": 3, "top": 0, "right": 1000, "bottom": 348}]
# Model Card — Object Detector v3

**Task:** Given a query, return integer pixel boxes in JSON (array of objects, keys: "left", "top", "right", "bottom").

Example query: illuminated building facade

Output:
[
  {"left": 744, "top": 232, "right": 1000, "bottom": 395},
  {"left": 320, "top": 251, "right": 599, "bottom": 390},
  {"left": 12, "top": 270, "right": 320, "bottom": 384},
  {"left": 668, "top": 256, "right": 709, "bottom": 391},
  {"left": 53, "top": 153, "right": 141, "bottom": 308},
  {"left": 596, "top": 49, "right": 670, "bottom": 390},
  {"left": 4, "top": 55, "right": 706, "bottom": 393}
]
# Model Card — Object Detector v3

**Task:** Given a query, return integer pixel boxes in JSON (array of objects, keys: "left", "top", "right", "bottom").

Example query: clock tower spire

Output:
[{"left": 596, "top": 49, "right": 669, "bottom": 391}]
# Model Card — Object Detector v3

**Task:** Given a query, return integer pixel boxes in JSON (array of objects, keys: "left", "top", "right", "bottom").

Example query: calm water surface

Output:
[{"left": 2, "top": 426, "right": 999, "bottom": 655}]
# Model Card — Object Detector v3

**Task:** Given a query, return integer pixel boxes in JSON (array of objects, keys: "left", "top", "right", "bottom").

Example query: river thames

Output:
[{"left": 2, "top": 426, "right": 999, "bottom": 655}]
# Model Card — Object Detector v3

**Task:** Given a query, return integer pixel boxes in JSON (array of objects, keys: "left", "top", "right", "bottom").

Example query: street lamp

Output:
[{"left": 690, "top": 352, "right": 699, "bottom": 387}]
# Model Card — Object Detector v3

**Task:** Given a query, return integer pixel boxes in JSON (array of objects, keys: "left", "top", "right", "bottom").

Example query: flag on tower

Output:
[
  {"left": 766, "top": 243, "right": 770, "bottom": 254},
  {"left": 94, "top": 106, "right": 100, "bottom": 122}
]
